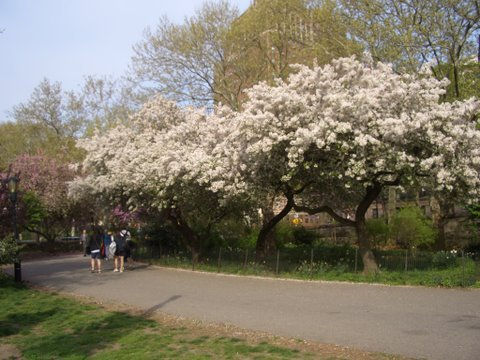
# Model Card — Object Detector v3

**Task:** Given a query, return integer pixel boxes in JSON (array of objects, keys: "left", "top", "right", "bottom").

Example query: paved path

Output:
[{"left": 11, "top": 255, "right": 480, "bottom": 360}]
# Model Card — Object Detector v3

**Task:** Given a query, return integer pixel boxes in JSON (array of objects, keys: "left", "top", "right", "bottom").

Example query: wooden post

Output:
[{"left": 243, "top": 249, "right": 248, "bottom": 269}]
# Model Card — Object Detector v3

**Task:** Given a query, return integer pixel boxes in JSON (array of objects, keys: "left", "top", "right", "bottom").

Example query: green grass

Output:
[
  {"left": 144, "top": 256, "right": 480, "bottom": 288},
  {"left": 0, "top": 276, "right": 314, "bottom": 359}
]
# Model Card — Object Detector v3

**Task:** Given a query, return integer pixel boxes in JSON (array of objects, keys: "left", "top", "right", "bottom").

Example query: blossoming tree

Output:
[
  {"left": 10, "top": 154, "right": 86, "bottom": 242},
  {"left": 208, "top": 56, "right": 480, "bottom": 273},
  {"left": 72, "top": 55, "right": 480, "bottom": 274},
  {"left": 71, "top": 97, "right": 248, "bottom": 261}
]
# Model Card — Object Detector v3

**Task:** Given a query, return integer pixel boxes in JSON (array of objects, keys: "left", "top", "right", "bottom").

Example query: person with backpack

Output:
[
  {"left": 86, "top": 226, "right": 103, "bottom": 273},
  {"left": 102, "top": 230, "right": 113, "bottom": 260},
  {"left": 113, "top": 229, "right": 128, "bottom": 272},
  {"left": 122, "top": 229, "right": 134, "bottom": 270}
]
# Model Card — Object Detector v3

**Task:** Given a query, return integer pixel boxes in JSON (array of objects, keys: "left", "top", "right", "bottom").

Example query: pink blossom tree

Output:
[{"left": 11, "top": 154, "right": 88, "bottom": 242}]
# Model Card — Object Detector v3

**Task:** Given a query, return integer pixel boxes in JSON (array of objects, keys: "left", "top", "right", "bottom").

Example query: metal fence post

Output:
[
  {"left": 404, "top": 249, "right": 408, "bottom": 272},
  {"left": 354, "top": 247, "right": 358, "bottom": 273},
  {"left": 310, "top": 247, "right": 314, "bottom": 278},
  {"left": 276, "top": 249, "right": 280, "bottom": 275},
  {"left": 217, "top": 247, "right": 222, "bottom": 272}
]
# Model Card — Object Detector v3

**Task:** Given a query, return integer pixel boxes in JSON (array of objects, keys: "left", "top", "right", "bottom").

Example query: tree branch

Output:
[{"left": 293, "top": 204, "right": 355, "bottom": 227}]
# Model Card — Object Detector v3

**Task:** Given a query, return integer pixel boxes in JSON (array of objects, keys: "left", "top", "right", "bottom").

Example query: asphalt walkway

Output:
[{"left": 11, "top": 255, "right": 480, "bottom": 360}]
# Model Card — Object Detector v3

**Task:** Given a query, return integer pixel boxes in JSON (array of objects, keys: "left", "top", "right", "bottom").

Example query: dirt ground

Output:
[{"left": 0, "top": 343, "right": 22, "bottom": 360}]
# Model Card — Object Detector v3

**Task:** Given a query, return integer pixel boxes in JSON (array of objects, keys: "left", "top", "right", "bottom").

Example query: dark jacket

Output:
[
  {"left": 86, "top": 234, "right": 102, "bottom": 252},
  {"left": 115, "top": 234, "right": 126, "bottom": 251}
]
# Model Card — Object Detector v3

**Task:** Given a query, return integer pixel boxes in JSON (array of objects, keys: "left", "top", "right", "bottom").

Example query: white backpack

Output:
[{"left": 109, "top": 238, "right": 116, "bottom": 257}]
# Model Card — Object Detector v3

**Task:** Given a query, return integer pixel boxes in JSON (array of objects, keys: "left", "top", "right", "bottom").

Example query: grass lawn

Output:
[{"left": 0, "top": 276, "right": 406, "bottom": 360}]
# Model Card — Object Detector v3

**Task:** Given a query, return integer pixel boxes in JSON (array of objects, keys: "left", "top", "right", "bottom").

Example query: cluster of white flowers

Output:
[{"left": 70, "top": 56, "right": 480, "bottom": 212}]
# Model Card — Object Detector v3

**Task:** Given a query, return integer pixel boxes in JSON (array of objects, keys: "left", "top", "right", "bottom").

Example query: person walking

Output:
[
  {"left": 103, "top": 230, "right": 113, "bottom": 260},
  {"left": 123, "top": 229, "right": 133, "bottom": 270},
  {"left": 81, "top": 229, "right": 88, "bottom": 256},
  {"left": 113, "top": 229, "right": 127, "bottom": 272},
  {"left": 86, "top": 226, "right": 103, "bottom": 273}
]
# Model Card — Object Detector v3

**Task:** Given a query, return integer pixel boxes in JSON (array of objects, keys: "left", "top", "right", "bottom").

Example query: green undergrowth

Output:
[
  {"left": 145, "top": 257, "right": 480, "bottom": 288},
  {"left": 0, "top": 276, "right": 312, "bottom": 359}
]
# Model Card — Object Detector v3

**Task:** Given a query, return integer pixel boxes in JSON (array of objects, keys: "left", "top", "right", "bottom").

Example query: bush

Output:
[
  {"left": 137, "top": 222, "right": 185, "bottom": 254},
  {"left": 275, "top": 221, "right": 318, "bottom": 247},
  {"left": 0, "top": 235, "right": 18, "bottom": 265},
  {"left": 292, "top": 227, "right": 317, "bottom": 246},
  {"left": 366, "top": 218, "right": 389, "bottom": 247},
  {"left": 275, "top": 221, "right": 295, "bottom": 246},
  {"left": 390, "top": 207, "right": 436, "bottom": 248},
  {"left": 215, "top": 218, "right": 257, "bottom": 249},
  {"left": 432, "top": 251, "right": 457, "bottom": 269}
]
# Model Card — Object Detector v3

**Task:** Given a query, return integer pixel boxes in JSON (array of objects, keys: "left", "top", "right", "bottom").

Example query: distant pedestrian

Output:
[
  {"left": 123, "top": 230, "right": 134, "bottom": 270},
  {"left": 86, "top": 226, "right": 103, "bottom": 273},
  {"left": 113, "top": 229, "right": 128, "bottom": 272},
  {"left": 103, "top": 231, "right": 113, "bottom": 260},
  {"left": 81, "top": 229, "right": 88, "bottom": 256}
]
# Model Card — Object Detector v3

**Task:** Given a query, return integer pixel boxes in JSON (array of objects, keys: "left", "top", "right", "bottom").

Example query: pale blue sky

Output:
[{"left": 0, "top": 0, "right": 251, "bottom": 120}]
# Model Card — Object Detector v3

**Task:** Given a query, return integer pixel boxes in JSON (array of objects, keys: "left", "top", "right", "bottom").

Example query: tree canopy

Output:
[{"left": 72, "top": 56, "right": 480, "bottom": 273}]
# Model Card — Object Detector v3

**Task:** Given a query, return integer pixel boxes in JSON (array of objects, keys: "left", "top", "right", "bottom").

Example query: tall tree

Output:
[
  {"left": 226, "top": 0, "right": 359, "bottom": 101},
  {"left": 74, "top": 75, "right": 138, "bottom": 135},
  {"left": 129, "top": 0, "right": 240, "bottom": 109},
  {"left": 206, "top": 56, "right": 480, "bottom": 273},
  {"left": 340, "top": 0, "right": 480, "bottom": 98},
  {"left": 11, "top": 78, "right": 84, "bottom": 138},
  {"left": 0, "top": 121, "right": 81, "bottom": 170},
  {"left": 341, "top": 0, "right": 480, "bottom": 249},
  {"left": 129, "top": 0, "right": 359, "bottom": 111}
]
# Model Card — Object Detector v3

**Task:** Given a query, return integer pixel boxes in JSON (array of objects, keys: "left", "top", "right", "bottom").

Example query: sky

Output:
[{"left": 0, "top": 0, "right": 252, "bottom": 120}]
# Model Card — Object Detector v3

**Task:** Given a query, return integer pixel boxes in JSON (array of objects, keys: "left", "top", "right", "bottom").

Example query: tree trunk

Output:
[
  {"left": 434, "top": 217, "right": 447, "bottom": 251},
  {"left": 356, "top": 219, "right": 379, "bottom": 274},
  {"left": 430, "top": 196, "right": 449, "bottom": 251},
  {"left": 387, "top": 186, "right": 396, "bottom": 224},
  {"left": 256, "top": 205, "right": 277, "bottom": 257},
  {"left": 256, "top": 192, "right": 295, "bottom": 259},
  {"left": 164, "top": 208, "right": 202, "bottom": 261},
  {"left": 355, "top": 183, "right": 383, "bottom": 274}
]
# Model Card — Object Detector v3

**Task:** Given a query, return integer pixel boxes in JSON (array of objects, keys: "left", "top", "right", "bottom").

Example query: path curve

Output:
[{"left": 12, "top": 255, "right": 480, "bottom": 360}]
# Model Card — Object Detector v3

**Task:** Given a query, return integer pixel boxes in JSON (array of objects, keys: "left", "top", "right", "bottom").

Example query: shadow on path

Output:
[{"left": 143, "top": 295, "right": 182, "bottom": 317}]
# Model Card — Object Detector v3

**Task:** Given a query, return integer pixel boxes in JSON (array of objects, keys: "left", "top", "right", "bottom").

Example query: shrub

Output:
[
  {"left": 292, "top": 226, "right": 317, "bottom": 246},
  {"left": 0, "top": 235, "right": 18, "bottom": 265},
  {"left": 275, "top": 221, "right": 295, "bottom": 246},
  {"left": 432, "top": 251, "right": 457, "bottom": 269},
  {"left": 366, "top": 218, "right": 389, "bottom": 247},
  {"left": 390, "top": 207, "right": 436, "bottom": 248}
]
